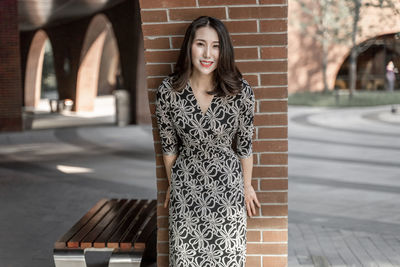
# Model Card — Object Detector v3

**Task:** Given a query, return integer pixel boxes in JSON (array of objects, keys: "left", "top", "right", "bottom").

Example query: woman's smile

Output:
[{"left": 200, "top": 60, "right": 214, "bottom": 68}]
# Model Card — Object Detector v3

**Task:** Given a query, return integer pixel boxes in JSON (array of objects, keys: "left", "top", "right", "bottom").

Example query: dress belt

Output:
[{"left": 179, "top": 143, "right": 234, "bottom": 159}]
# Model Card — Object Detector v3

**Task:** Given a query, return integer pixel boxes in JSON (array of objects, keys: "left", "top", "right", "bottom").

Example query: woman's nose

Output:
[{"left": 203, "top": 46, "right": 211, "bottom": 58}]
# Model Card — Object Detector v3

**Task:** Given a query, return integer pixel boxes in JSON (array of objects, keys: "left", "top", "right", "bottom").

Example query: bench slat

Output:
[
  {"left": 134, "top": 210, "right": 157, "bottom": 250},
  {"left": 80, "top": 199, "right": 128, "bottom": 248},
  {"left": 93, "top": 199, "right": 137, "bottom": 248},
  {"left": 55, "top": 198, "right": 157, "bottom": 251},
  {"left": 107, "top": 199, "right": 148, "bottom": 248},
  {"left": 119, "top": 200, "right": 157, "bottom": 249},
  {"left": 54, "top": 198, "right": 108, "bottom": 249},
  {"left": 67, "top": 199, "right": 118, "bottom": 248}
]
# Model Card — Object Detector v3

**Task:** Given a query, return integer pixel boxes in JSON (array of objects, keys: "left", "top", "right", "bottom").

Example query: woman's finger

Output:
[
  {"left": 250, "top": 199, "right": 256, "bottom": 216},
  {"left": 246, "top": 201, "right": 251, "bottom": 217},
  {"left": 164, "top": 187, "right": 170, "bottom": 208},
  {"left": 254, "top": 195, "right": 261, "bottom": 208}
]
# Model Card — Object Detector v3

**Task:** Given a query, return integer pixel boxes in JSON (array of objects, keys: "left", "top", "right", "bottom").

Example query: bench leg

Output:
[
  {"left": 84, "top": 248, "right": 114, "bottom": 267},
  {"left": 108, "top": 250, "right": 142, "bottom": 267},
  {"left": 53, "top": 249, "right": 86, "bottom": 267},
  {"left": 53, "top": 248, "right": 143, "bottom": 267}
]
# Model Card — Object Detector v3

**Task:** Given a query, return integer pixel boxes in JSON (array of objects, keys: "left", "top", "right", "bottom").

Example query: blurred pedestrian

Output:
[
  {"left": 386, "top": 61, "right": 398, "bottom": 113},
  {"left": 386, "top": 61, "right": 396, "bottom": 92}
]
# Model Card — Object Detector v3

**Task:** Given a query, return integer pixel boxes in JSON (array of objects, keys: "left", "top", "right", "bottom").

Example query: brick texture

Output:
[
  {"left": 139, "top": 0, "right": 288, "bottom": 265},
  {"left": 0, "top": 0, "right": 22, "bottom": 131}
]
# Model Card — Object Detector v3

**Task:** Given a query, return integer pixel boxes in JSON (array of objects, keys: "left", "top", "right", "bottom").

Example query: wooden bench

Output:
[{"left": 53, "top": 199, "right": 157, "bottom": 267}]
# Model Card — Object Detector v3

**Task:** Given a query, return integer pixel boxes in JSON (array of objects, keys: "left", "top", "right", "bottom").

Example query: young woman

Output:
[{"left": 155, "top": 16, "right": 260, "bottom": 267}]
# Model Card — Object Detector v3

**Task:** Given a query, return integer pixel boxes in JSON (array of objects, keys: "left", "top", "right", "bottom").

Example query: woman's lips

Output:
[{"left": 200, "top": 60, "right": 214, "bottom": 68}]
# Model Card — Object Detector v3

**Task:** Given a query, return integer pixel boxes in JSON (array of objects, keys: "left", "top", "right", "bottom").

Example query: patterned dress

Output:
[{"left": 155, "top": 76, "right": 255, "bottom": 267}]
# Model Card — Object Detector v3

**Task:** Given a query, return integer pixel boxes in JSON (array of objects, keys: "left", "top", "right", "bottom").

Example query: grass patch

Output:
[{"left": 288, "top": 90, "right": 400, "bottom": 107}]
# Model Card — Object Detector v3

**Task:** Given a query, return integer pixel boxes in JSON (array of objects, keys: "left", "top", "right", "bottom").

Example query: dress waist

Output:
[{"left": 179, "top": 141, "right": 236, "bottom": 160}]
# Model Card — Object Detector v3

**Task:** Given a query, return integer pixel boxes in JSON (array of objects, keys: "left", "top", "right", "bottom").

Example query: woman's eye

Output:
[
  {"left": 213, "top": 45, "right": 220, "bottom": 49},
  {"left": 197, "top": 42, "right": 204, "bottom": 46}
]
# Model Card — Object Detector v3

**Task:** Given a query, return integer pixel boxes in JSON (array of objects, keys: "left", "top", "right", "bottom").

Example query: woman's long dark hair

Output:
[{"left": 171, "top": 16, "right": 243, "bottom": 96}]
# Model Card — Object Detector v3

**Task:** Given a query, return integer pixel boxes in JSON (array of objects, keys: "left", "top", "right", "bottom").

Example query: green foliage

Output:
[
  {"left": 293, "top": 0, "right": 352, "bottom": 45},
  {"left": 289, "top": 90, "right": 400, "bottom": 106},
  {"left": 41, "top": 40, "right": 58, "bottom": 99}
]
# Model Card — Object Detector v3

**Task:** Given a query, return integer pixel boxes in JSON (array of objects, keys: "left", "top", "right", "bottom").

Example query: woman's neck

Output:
[{"left": 190, "top": 70, "right": 214, "bottom": 92}]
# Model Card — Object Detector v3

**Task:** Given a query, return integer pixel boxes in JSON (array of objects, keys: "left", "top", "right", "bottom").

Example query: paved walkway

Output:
[
  {"left": 288, "top": 105, "right": 400, "bottom": 267},
  {"left": 0, "top": 104, "right": 400, "bottom": 266}
]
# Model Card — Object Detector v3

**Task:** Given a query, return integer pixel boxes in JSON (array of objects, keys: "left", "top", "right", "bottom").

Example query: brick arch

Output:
[
  {"left": 97, "top": 27, "right": 120, "bottom": 96},
  {"left": 76, "top": 14, "right": 116, "bottom": 111},
  {"left": 139, "top": 1, "right": 289, "bottom": 266},
  {"left": 24, "top": 29, "right": 48, "bottom": 108},
  {"left": 332, "top": 31, "right": 400, "bottom": 90}
]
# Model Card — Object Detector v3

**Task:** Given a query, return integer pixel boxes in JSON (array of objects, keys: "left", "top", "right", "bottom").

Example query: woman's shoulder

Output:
[
  {"left": 158, "top": 76, "right": 174, "bottom": 90},
  {"left": 156, "top": 77, "right": 173, "bottom": 104},
  {"left": 238, "top": 78, "right": 254, "bottom": 98},
  {"left": 157, "top": 76, "right": 175, "bottom": 97}
]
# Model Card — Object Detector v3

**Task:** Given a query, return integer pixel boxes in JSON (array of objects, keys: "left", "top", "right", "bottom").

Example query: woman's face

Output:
[{"left": 191, "top": 26, "right": 220, "bottom": 76}]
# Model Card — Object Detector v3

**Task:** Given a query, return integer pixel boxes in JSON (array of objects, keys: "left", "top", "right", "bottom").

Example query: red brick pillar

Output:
[
  {"left": 0, "top": 0, "right": 23, "bottom": 131},
  {"left": 139, "top": 1, "right": 288, "bottom": 266}
]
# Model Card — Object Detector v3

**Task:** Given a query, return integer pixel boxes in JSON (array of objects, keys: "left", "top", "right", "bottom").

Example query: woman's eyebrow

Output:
[{"left": 194, "top": 38, "right": 219, "bottom": 43}]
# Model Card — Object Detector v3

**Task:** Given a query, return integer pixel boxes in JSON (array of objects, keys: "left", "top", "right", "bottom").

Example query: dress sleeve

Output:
[
  {"left": 236, "top": 81, "right": 255, "bottom": 159},
  {"left": 155, "top": 80, "right": 179, "bottom": 155}
]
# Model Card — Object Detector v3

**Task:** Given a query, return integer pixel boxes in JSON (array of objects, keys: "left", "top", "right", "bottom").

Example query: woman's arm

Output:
[
  {"left": 155, "top": 79, "right": 180, "bottom": 209},
  {"left": 163, "top": 154, "right": 177, "bottom": 208},
  {"left": 241, "top": 154, "right": 260, "bottom": 218},
  {"left": 236, "top": 81, "right": 260, "bottom": 217}
]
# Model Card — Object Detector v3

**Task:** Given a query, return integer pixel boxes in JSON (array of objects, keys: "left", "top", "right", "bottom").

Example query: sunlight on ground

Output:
[{"left": 56, "top": 164, "right": 94, "bottom": 174}]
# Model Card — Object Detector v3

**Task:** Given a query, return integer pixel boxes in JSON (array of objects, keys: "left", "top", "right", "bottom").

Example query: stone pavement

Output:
[
  {"left": 288, "top": 105, "right": 400, "bottom": 267},
  {"left": 0, "top": 104, "right": 400, "bottom": 266}
]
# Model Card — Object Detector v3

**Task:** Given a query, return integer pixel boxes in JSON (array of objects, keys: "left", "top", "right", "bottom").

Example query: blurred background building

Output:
[{"left": 0, "top": 0, "right": 148, "bottom": 132}]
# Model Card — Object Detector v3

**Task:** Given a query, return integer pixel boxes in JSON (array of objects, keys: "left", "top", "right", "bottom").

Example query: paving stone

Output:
[{"left": 288, "top": 105, "right": 400, "bottom": 266}]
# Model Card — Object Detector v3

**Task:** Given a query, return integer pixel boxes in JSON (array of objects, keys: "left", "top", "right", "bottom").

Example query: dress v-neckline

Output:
[{"left": 188, "top": 82, "right": 215, "bottom": 116}]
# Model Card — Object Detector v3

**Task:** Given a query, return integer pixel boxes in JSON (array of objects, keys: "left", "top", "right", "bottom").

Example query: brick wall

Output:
[
  {"left": 0, "top": 0, "right": 23, "bottom": 131},
  {"left": 139, "top": 1, "right": 288, "bottom": 266}
]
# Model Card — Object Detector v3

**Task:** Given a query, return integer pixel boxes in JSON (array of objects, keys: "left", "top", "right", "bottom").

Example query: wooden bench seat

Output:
[{"left": 53, "top": 198, "right": 157, "bottom": 267}]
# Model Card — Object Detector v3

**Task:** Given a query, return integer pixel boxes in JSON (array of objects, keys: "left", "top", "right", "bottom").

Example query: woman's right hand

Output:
[{"left": 164, "top": 185, "right": 170, "bottom": 208}]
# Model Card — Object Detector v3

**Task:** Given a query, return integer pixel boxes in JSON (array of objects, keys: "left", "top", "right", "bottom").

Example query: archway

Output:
[
  {"left": 24, "top": 30, "right": 48, "bottom": 109},
  {"left": 76, "top": 14, "right": 119, "bottom": 112},
  {"left": 334, "top": 33, "right": 400, "bottom": 90}
]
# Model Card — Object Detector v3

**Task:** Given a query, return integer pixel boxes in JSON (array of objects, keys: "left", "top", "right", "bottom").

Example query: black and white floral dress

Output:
[{"left": 155, "top": 76, "right": 255, "bottom": 267}]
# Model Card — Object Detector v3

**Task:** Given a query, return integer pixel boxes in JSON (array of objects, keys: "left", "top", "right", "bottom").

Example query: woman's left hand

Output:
[{"left": 244, "top": 184, "right": 261, "bottom": 217}]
